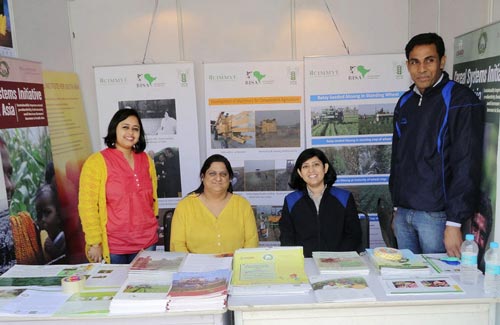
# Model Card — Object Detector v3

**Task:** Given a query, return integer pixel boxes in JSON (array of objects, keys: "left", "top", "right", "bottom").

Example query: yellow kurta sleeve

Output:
[
  {"left": 147, "top": 155, "right": 159, "bottom": 216},
  {"left": 78, "top": 152, "right": 111, "bottom": 263},
  {"left": 78, "top": 153, "right": 105, "bottom": 245}
]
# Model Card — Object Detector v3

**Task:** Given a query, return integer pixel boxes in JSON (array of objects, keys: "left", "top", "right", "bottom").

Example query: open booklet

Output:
[
  {"left": 0, "top": 263, "right": 127, "bottom": 289},
  {"left": 421, "top": 254, "right": 461, "bottom": 275},
  {"left": 0, "top": 264, "right": 125, "bottom": 317},
  {"left": 0, "top": 289, "right": 72, "bottom": 317}
]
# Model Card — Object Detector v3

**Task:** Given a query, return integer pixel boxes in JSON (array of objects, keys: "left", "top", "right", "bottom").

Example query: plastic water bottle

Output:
[
  {"left": 484, "top": 242, "right": 500, "bottom": 295},
  {"left": 460, "top": 233, "right": 479, "bottom": 285}
]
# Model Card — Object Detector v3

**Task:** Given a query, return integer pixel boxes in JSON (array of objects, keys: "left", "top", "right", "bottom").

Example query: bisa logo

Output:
[
  {"left": 349, "top": 65, "right": 370, "bottom": 80},
  {"left": 245, "top": 70, "right": 266, "bottom": 85},
  {"left": 137, "top": 73, "right": 156, "bottom": 87},
  {"left": 136, "top": 73, "right": 165, "bottom": 88},
  {"left": 245, "top": 70, "right": 274, "bottom": 85}
]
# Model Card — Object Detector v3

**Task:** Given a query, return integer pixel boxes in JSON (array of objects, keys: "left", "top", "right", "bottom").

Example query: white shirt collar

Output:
[{"left": 307, "top": 184, "right": 327, "bottom": 198}]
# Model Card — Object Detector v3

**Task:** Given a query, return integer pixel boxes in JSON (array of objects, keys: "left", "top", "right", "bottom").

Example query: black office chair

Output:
[
  {"left": 377, "top": 198, "right": 397, "bottom": 248},
  {"left": 162, "top": 209, "right": 174, "bottom": 251},
  {"left": 357, "top": 210, "right": 370, "bottom": 253}
]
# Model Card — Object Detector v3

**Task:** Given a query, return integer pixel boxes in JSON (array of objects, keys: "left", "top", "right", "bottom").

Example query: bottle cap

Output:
[
  {"left": 465, "top": 234, "right": 474, "bottom": 241},
  {"left": 490, "top": 242, "right": 499, "bottom": 249}
]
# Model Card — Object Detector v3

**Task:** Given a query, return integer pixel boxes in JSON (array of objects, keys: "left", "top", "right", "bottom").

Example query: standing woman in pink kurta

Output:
[{"left": 78, "top": 108, "right": 158, "bottom": 264}]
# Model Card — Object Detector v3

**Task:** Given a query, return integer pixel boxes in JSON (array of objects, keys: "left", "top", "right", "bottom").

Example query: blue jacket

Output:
[
  {"left": 389, "top": 71, "right": 485, "bottom": 224},
  {"left": 279, "top": 186, "right": 361, "bottom": 257}
]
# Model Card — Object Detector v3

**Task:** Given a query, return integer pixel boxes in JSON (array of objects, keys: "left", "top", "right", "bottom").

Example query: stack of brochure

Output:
[
  {"left": 229, "top": 246, "right": 311, "bottom": 296},
  {"left": 366, "top": 248, "right": 431, "bottom": 276},
  {"left": 312, "top": 251, "right": 370, "bottom": 275},
  {"left": 109, "top": 275, "right": 173, "bottom": 315},
  {"left": 309, "top": 274, "right": 376, "bottom": 302},
  {"left": 109, "top": 251, "right": 186, "bottom": 315},
  {"left": 166, "top": 269, "right": 232, "bottom": 312}
]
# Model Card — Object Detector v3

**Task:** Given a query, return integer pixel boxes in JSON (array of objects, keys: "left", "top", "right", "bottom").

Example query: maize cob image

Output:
[{"left": 10, "top": 211, "right": 44, "bottom": 265}]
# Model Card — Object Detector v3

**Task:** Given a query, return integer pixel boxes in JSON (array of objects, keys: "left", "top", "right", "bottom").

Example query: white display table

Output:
[
  {"left": 228, "top": 258, "right": 497, "bottom": 325},
  {"left": 0, "top": 310, "right": 229, "bottom": 325}
]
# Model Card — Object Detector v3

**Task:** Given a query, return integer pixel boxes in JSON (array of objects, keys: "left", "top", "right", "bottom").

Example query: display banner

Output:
[
  {"left": 304, "top": 54, "right": 411, "bottom": 247},
  {"left": 43, "top": 71, "right": 93, "bottom": 263},
  {"left": 454, "top": 23, "right": 500, "bottom": 262},
  {"left": 204, "top": 61, "right": 304, "bottom": 244},
  {"left": 0, "top": 57, "right": 59, "bottom": 273},
  {"left": 94, "top": 63, "right": 200, "bottom": 210}
]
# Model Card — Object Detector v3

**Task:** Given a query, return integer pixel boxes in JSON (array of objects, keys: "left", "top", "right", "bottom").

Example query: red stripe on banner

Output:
[{"left": 0, "top": 81, "right": 47, "bottom": 129}]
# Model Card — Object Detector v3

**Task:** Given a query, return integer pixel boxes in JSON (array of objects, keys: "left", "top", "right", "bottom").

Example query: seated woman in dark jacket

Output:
[{"left": 279, "top": 148, "right": 361, "bottom": 257}]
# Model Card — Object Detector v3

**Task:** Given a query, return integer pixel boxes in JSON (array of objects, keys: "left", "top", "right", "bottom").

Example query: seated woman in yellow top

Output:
[{"left": 170, "top": 154, "right": 258, "bottom": 254}]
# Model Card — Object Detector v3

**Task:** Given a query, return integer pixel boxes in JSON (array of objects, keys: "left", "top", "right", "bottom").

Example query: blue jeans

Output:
[
  {"left": 110, "top": 245, "right": 156, "bottom": 264},
  {"left": 393, "top": 207, "right": 446, "bottom": 254}
]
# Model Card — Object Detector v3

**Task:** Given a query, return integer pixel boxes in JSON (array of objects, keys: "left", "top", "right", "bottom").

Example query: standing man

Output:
[{"left": 389, "top": 33, "right": 485, "bottom": 257}]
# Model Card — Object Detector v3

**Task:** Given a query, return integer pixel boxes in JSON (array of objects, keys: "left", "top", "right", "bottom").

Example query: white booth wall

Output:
[{"left": 9, "top": 0, "right": 500, "bottom": 243}]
